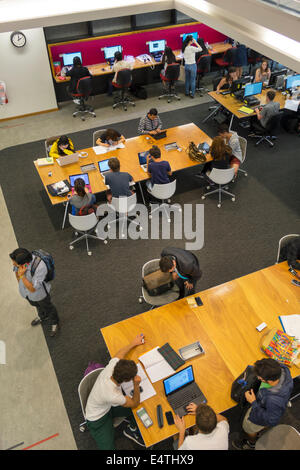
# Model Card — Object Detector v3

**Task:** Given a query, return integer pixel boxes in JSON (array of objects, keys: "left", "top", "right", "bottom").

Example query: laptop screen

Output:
[
  {"left": 138, "top": 151, "right": 149, "bottom": 165},
  {"left": 69, "top": 173, "right": 90, "bottom": 187},
  {"left": 148, "top": 40, "right": 166, "bottom": 54},
  {"left": 98, "top": 159, "right": 110, "bottom": 173},
  {"left": 163, "top": 365, "right": 194, "bottom": 396},
  {"left": 244, "top": 81, "right": 262, "bottom": 98}
]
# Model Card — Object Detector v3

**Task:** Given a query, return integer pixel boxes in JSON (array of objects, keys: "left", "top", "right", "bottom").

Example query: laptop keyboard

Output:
[{"left": 169, "top": 388, "right": 199, "bottom": 409}]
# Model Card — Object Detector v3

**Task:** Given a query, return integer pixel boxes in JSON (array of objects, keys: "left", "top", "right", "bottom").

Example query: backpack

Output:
[
  {"left": 130, "top": 84, "right": 147, "bottom": 99},
  {"left": 231, "top": 365, "right": 261, "bottom": 407},
  {"left": 31, "top": 249, "right": 55, "bottom": 282},
  {"left": 143, "top": 269, "right": 174, "bottom": 296},
  {"left": 78, "top": 204, "right": 97, "bottom": 216},
  {"left": 83, "top": 361, "right": 104, "bottom": 377}
]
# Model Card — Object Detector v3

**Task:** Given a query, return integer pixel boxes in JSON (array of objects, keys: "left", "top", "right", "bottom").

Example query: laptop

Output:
[
  {"left": 98, "top": 159, "right": 111, "bottom": 181},
  {"left": 56, "top": 153, "right": 80, "bottom": 167},
  {"left": 69, "top": 173, "right": 91, "bottom": 195},
  {"left": 152, "top": 130, "right": 167, "bottom": 140},
  {"left": 138, "top": 151, "right": 150, "bottom": 172},
  {"left": 163, "top": 365, "right": 206, "bottom": 417}
]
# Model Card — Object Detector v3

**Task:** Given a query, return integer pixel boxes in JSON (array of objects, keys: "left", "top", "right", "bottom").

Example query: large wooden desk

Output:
[{"left": 101, "top": 262, "right": 300, "bottom": 447}]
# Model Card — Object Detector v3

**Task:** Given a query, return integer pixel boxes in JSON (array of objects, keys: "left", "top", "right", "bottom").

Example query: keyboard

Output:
[
  {"left": 169, "top": 388, "right": 200, "bottom": 409},
  {"left": 158, "top": 343, "right": 185, "bottom": 370}
]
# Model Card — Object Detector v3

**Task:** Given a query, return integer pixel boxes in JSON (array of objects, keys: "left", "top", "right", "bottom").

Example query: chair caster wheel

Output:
[
  {"left": 69, "top": 245, "right": 74, "bottom": 250},
  {"left": 104, "top": 240, "right": 108, "bottom": 244},
  {"left": 206, "top": 186, "right": 210, "bottom": 190},
  {"left": 168, "top": 219, "right": 171, "bottom": 223},
  {"left": 107, "top": 225, "right": 111, "bottom": 229},
  {"left": 139, "top": 297, "right": 143, "bottom": 304},
  {"left": 149, "top": 214, "right": 152, "bottom": 219},
  {"left": 201, "top": 195, "right": 205, "bottom": 200},
  {"left": 217, "top": 204, "right": 221, "bottom": 208},
  {"left": 79, "top": 425, "right": 86, "bottom": 433},
  {"left": 244, "top": 173, "right": 248, "bottom": 177},
  {"left": 232, "top": 197, "right": 236, "bottom": 202},
  {"left": 88, "top": 251, "right": 92, "bottom": 256}
]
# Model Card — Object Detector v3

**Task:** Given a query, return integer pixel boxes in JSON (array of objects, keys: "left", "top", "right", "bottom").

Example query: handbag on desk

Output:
[{"left": 186, "top": 141, "right": 207, "bottom": 163}]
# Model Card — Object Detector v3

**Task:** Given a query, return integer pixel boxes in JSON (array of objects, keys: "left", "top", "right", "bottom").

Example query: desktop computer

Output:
[
  {"left": 62, "top": 52, "right": 82, "bottom": 67},
  {"left": 103, "top": 45, "right": 122, "bottom": 65},
  {"left": 231, "top": 76, "right": 252, "bottom": 100},
  {"left": 269, "top": 69, "right": 287, "bottom": 89},
  {"left": 243, "top": 81, "right": 262, "bottom": 106},
  {"left": 285, "top": 74, "right": 300, "bottom": 91},
  {"left": 148, "top": 40, "right": 166, "bottom": 62},
  {"left": 182, "top": 32, "right": 198, "bottom": 43}
]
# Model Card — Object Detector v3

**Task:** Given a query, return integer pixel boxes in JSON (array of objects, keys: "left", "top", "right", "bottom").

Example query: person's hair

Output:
[
  {"left": 225, "top": 67, "right": 237, "bottom": 83},
  {"left": 195, "top": 404, "right": 217, "bottom": 434},
  {"left": 114, "top": 51, "right": 123, "bottom": 62},
  {"left": 112, "top": 359, "right": 138, "bottom": 384},
  {"left": 260, "top": 58, "right": 269, "bottom": 73},
  {"left": 74, "top": 178, "right": 86, "bottom": 198},
  {"left": 148, "top": 108, "right": 158, "bottom": 117},
  {"left": 73, "top": 56, "right": 82, "bottom": 67},
  {"left": 105, "top": 128, "right": 120, "bottom": 142},
  {"left": 149, "top": 145, "right": 161, "bottom": 159},
  {"left": 159, "top": 256, "right": 173, "bottom": 272},
  {"left": 218, "top": 123, "right": 230, "bottom": 135},
  {"left": 57, "top": 135, "right": 72, "bottom": 155},
  {"left": 210, "top": 136, "right": 232, "bottom": 161},
  {"left": 267, "top": 90, "right": 276, "bottom": 101},
  {"left": 163, "top": 46, "right": 176, "bottom": 65},
  {"left": 9, "top": 248, "right": 32, "bottom": 265},
  {"left": 108, "top": 157, "right": 120, "bottom": 172},
  {"left": 182, "top": 35, "right": 193, "bottom": 53},
  {"left": 254, "top": 358, "right": 282, "bottom": 382}
]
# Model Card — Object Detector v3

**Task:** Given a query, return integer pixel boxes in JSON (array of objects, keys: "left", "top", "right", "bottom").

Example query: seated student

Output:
[
  {"left": 49, "top": 135, "right": 75, "bottom": 160},
  {"left": 107, "top": 51, "right": 133, "bottom": 95},
  {"left": 159, "top": 246, "right": 202, "bottom": 299},
  {"left": 95, "top": 128, "right": 126, "bottom": 147},
  {"left": 174, "top": 404, "right": 229, "bottom": 450},
  {"left": 232, "top": 358, "right": 293, "bottom": 450},
  {"left": 218, "top": 124, "right": 243, "bottom": 176},
  {"left": 252, "top": 89, "right": 280, "bottom": 130},
  {"left": 278, "top": 237, "right": 300, "bottom": 271},
  {"left": 104, "top": 157, "right": 134, "bottom": 203},
  {"left": 138, "top": 108, "right": 163, "bottom": 136},
  {"left": 146, "top": 145, "right": 172, "bottom": 190},
  {"left": 68, "top": 177, "right": 96, "bottom": 215},
  {"left": 216, "top": 67, "right": 239, "bottom": 93},
  {"left": 254, "top": 58, "right": 271, "bottom": 85},
  {"left": 64, "top": 56, "right": 92, "bottom": 94},
  {"left": 160, "top": 46, "right": 177, "bottom": 88},
  {"left": 201, "top": 136, "right": 232, "bottom": 178},
  {"left": 85, "top": 333, "right": 145, "bottom": 449}
]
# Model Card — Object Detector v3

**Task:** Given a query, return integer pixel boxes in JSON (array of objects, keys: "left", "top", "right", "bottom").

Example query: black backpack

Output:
[
  {"left": 231, "top": 365, "right": 261, "bottom": 407},
  {"left": 31, "top": 249, "right": 55, "bottom": 283}
]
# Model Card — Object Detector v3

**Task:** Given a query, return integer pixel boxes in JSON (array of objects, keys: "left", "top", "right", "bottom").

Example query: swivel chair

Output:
[
  {"left": 71, "top": 76, "right": 96, "bottom": 121},
  {"left": 249, "top": 113, "right": 281, "bottom": 147},
  {"left": 112, "top": 69, "right": 135, "bottom": 111},
  {"left": 201, "top": 167, "right": 236, "bottom": 208},
  {"left": 195, "top": 54, "right": 212, "bottom": 96},
  {"left": 158, "top": 63, "right": 181, "bottom": 103}
]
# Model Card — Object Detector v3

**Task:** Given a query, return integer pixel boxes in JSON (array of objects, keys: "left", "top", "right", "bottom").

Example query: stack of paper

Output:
[
  {"left": 93, "top": 143, "right": 125, "bottom": 155},
  {"left": 138, "top": 347, "right": 174, "bottom": 383},
  {"left": 279, "top": 315, "right": 300, "bottom": 340},
  {"left": 121, "top": 363, "right": 156, "bottom": 402},
  {"left": 37, "top": 157, "right": 54, "bottom": 166}
]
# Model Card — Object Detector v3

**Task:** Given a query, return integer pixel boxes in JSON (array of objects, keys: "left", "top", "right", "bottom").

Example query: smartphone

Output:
[
  {"left": 289, "top": 267, "right": 300, "bottom": 279},
  {"left": 136, "top": 407, "right": 153, "bottom": 428},
  {"left": 165, "top": 411, "right": 174, "bottom": 425},
  {"left": 291, "top": 279, "right": 300, "bottom": 287},
  {"left": 195, "top": 296, "right": 203, "bottom": 306}
]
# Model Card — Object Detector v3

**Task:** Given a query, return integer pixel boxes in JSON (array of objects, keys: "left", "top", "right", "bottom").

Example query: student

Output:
[
  {"left": 65, "top": 56, "right": 92, "bottom": 94},
  {"left": 174, "top": 404, "right": 229, "bottom": 450},
  {"left": 49, "top": 135, "right": 75, "bottom": 160},
  {"left": 233, "top": 43, "right": 248, "bottom": 79},
  {"left": 96, "top": 128, "right": 126, "bottom": 147},
  {"left": 216, "top": 67, "right": 239, "bottom": 93},
  {"left": 278, "top": 237, "right": 300, "bottom": 270},
  {"left": 182, "top": 35, "right": 202, "bottom": 98},
  {"left": 254, "top": 58, "right": 271, "bottom": 85},
  {"left": 232, "top": 358, "right": 293, "bottom": 450},
  {"left": 159, "top": 246, "right": 202, "bottom": 298},
  {"left": 104, "top": 157, "right": 134, "bottom": 202},
  {"left": 107, "top": 51, "right": 133, "bottom": 95},
  {"left": 68, "top": 177, "right": 96, "bottom": 214},
  {"left": 160, "top": 46, "right": 177, "bottom": 88},
  {"left": 252, "top": 89, "right": 280, "bottom": 130},
  {"left": 218, "top": 124, "right": 243, "bottom": 176},
  {"left": 138, "top": 108, "right": 163, "bottom": 135},
  {"left": 9, "top": 248, "right": 60, "bottom": 337},
  {"left": 85, "top": 333, "right": 146, "bottom": 449},
  {"left": 201, "top": 136, "right": 232, "bottom": 179},
  {"left": 146, "top": 145, "right": 172, "bottom": 190}
]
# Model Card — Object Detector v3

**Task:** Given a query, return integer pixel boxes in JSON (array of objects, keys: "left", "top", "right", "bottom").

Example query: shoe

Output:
[
  {"left": 190, "top": 95, "right": 195, "bottom": 99},
  {"left": 31, "top": 317, "right": 42, "bottom": 326},
  {"left": 232, "top": 438, "right": 255, "bottom": 450},
  {"left": 50, "top": 324, "right": 59, "bottom": 337},
  {"left": 123, "top": 424, "right": 145, "bottom": 447},
  {"left": 185, "top": 93, "right": 189, "bottom": 97}
]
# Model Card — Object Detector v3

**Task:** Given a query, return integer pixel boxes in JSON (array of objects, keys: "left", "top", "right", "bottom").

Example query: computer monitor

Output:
[
  {"left": 148, "top": 40, "right": 166, "bottom": 54},
  {"left": 244, "top": 81, "right": 263, "bottom": 98},
  {"left": 286, "top": 74, "right": 300, "bottom": 90},
  {"left": 269, "top": 69, "right": 287, "bottom": 87},
  {"left": 62, "top": 52, "right": 82, "bottom": 67},
  {"left": 103, "top": 45, "right": 122, "bottom": 60},
  {"left": 182, "top": 32, "right": 198, "bottom": 42}
]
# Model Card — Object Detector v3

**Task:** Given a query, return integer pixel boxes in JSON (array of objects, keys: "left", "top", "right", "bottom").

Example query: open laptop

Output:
[
  {"left": 163, "top": 365, "right": 206, "bottom": 417},
  {"left": 138, "top": 151, "right": 150, "bottom": 172},
  {"left": 57, "top": 153, "right": 80, "bottom": 167},
  {"left": 152, "top": 130, "right": 167, "bottom": 140},
  {"left": 98, "top": 159, "right": 111, "bottom": 181},
  {"left": 69, "top": 173, "right": 91, "bottom": 195}
]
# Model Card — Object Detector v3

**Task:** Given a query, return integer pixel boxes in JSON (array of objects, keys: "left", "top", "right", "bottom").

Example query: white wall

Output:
[{"left": 0, "top": 28, "right": 58, "bottom": 120}]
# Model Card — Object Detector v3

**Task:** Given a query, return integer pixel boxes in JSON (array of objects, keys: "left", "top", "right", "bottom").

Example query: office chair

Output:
[
  {"left": 44, "top": 135, "right": 61, "bottom": 158},
  {"left": 147, "top": 180, "right": 181, "bottom": 223},
  {"left": 237, "top": 136, "right": 248, "bottom": 177},
  {"left": 214, "top": 47, "right": 236, "bottom": 75},
  {"left": 69, "top": 212, "right": 107, "bottom": 256},
  {"left": 202, "top": 76, "right": 226, "bottom": 124},
  {"left": 138, "top": 259, "right": 180, "bottom": 309},
  {"left": 71, "top": 76, "right": 96, "bottom": 121},
  {"left": 201, "top": 167, "right": 236, "bottom": 208},
  {"left": 92, "top": 129, "right": 107, "bottom": 147},
  {"left": 255, "top": 425, "right": 300, "bottom": 450},
  {"left": 249, "top": 113, "right": 281, "bottom": 147},
  {"left": 103, "top": 193, "right": 141, "bottom": 238},
  {"left": 112, "top": 69, "right": 135, "bottom": 111},
  {"left": 276, "top": 234, "right": 300, "bottom": 264},
  {"left": 158, "top": 63, "right": 181, "bottom": 103},
  {"left": 247, "top": 49, "right": 263, "bottom": 75},
  {"left": 195, "top": 54, "right": 212, "bottom": 96}
]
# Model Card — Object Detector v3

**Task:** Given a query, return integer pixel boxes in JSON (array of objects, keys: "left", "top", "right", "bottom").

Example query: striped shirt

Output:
[{"left": 138, "top": 115, "right": 162, "bottom": 135}]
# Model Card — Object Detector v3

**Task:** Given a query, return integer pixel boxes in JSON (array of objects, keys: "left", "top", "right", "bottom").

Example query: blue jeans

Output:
[{"left": 185, "top": 63, "right": 197, "bottom": 96}]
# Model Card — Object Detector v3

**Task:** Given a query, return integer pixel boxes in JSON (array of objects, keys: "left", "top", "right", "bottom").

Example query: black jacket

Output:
[
  {"left": 161, "top": 247, "right": 202, "bottom": 282},
  {"left": 66, "top": 66, "right": 92, "bottom": 93},
  {"left": 279, "top": 238, "right": 300, "bottom": 270}
]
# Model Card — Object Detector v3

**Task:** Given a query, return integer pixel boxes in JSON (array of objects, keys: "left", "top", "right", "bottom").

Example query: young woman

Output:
[
  {"left": 65, "top": 56, "right": 92, "bottom": 94},
  {"left": 49, "top": 135, "right": 75, "bottom": 159},
  {"left": 216, "top": 67, "right": 239, "bottom": 93},
  {"left": 182, "top": 35, "right": 202, "bottom": 98},
  {"left": 95, "top": 128, "right": 126, "bottom": 147},
  {"left": 160, "top": 47, "right": 177, "bottom": 88},
  {"left": 254, "top": 58, "right": 271, "bottom": 85},
  {"left": 68, "top": 177, "right": 96, "bottom": 214},
  {"left": 202, "top": 136, "right": 232, "bottom": 177}
]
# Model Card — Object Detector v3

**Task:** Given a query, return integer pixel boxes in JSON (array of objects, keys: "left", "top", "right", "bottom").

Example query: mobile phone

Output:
[
  {"left": 289, "top": 267, "right": 300, "bottom": 279},
  {"left": 136, "top": 407, "right": 153, "bottom": 428},
  {"left": 165, "top": 411, "right": 174, "bottom": 425},
  {"left": 291, "top": 279, "right": 300, "bottom": 287},
  {"left": 195, "top": 296, "right": 203, "bottom": 306}
]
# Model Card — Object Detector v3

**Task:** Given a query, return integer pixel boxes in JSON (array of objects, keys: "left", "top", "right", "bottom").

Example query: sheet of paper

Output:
[
  {"left": 279, "top": 315, "right": 300, "bottom": 340},
  {"left": 93, "top": 146, "right": 108, "bottom": 155},
  {"left": 284, "top": 100, "right": 299, "bottom": 112},
  {"left": 0, "top": 340, "right": 6, "bottom": 365},
  {"left": 121, "top": 363, "right": 156, "bottom": 402},
  {"left": 139, "top": 347, "right": 174, "bottom": 383}
]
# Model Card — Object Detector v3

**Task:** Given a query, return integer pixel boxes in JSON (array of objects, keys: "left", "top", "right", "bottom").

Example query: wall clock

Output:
[{"left": 10, "top": 31, "right": 26, "bottom": 48}]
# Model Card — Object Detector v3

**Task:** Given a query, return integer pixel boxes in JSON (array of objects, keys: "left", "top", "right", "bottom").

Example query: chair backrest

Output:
[
  {"left": 266, "top": 112, "right": 281, "bottom": 133},
  {"left": 45, "top": 135, "right": 61, "bottom": 157},
  {"left": 116, "top": 69, "right": 132, "bottom": 87},
  {"left": 276, "top": 234, "right": 300, "bottom": 263},
  {"left": 76, "top": 76, "right": 93, "bottom": 98},
  {"left": 78, "top": 368, "right": 104, "bottom": 418},
  {"left": 150, "top": 180, "right": 177, "bottom": 200},
  {"left": 197, "top": 54, "right": 212, "bottom": 74},
  {"left": 111, "top": 193, "right": 137, "bottom": 215},
  {"left": 165, "top": 63, "right": 180, "bottom": 81},
  {"left": 255, "top": 424, "right": 300, "bottom": 450},
  {"left": 93, "top": 129, "right": 107, "bottom": 147},
  {"left": 208, "top": 167, "right": 235, "bottom": 185},
  {"left": 238, "top": 136, "right": 247, "bottom": 164},
  {"left": 69, "top": 212, "right": 98, "bottom": 231},
  {"left": 142, "top": 258, "right": 160, "bottom": 277}
]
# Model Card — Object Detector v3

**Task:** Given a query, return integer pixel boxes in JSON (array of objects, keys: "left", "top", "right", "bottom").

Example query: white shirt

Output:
[
  {"left": 179, "top": 420, "right": 229, "bottom": 450},
  {"left": 85, "top": 358, "right": 126, "bottom": 421},
  {"left": 112, "top": 60, "right": 133, "bottom": 82},
  {"left": 183, "top": 45, "right": 202, "bottom": 65}
]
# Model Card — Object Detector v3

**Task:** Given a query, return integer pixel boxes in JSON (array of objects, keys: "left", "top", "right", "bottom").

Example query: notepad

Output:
[
  {"left": 121, "top": 363, "right": 156, "bottom": 402},
  {"left": 93, "top": 143, "right": 125, "bottom": 155},
  {"left": 138, "top": 346, "right": 174, "bottom": 383},
  {"left": 279, "top": 315, "right": 300, "bottom": 340},
  {"left": 238, "top": 106, "right": 254, "bottom": 115},
  {"left": 37, "top": 157, "right": 54, "bottom": 166}
]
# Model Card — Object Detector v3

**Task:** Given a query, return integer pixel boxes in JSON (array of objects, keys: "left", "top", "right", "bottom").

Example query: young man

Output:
[
  {"left": 138, "top": 108, "right": 163, "bottom": 135},
  {"left": 9, "top": 248, "right": 60, "bottom": 337},
  {"left": 218, "top": 123, "right": 243, "bottom": 176},
  {"left": 252, "top": 89, "right": 280, "bottom": 130},
  {"left": 146, "top": 145, "right": 172, "bottom": 190},
  {"left": 85, "top": 334, "right": 145, "bottom": 449},
  {"left": 104, "top": 157, "right": 134, "bottom": 202},
  {"left": 159, "top": 246, "right": 202, "bottom": 298},
  {"left": 232, "top": 358, "right": 293, "bottom": 450},
  {"left": 174, "top": 403, "right": 229, "bottom": 450}
]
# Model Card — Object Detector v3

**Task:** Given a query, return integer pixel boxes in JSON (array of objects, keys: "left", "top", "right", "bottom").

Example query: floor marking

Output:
[
  {"left": 22, "top": 433, "right": 59, "bottom": 450},
  {"left": 5, "top": 442, "right": 24, "bottom": 450}
]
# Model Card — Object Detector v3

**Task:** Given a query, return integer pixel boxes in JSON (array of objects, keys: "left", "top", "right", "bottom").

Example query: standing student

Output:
[
  {"left": 182, "top": 35, "right": 202, "bottom": 98},
  {"left": 233, "top": 43, "right": 248, "bottom": 79},
  {"left": 85, "top": 334, "right": 146, "bottom": 449},
  {"left": 96, "top": 128, "right": 126, "bottom": 147},
  {"left": 49, "top": 135, "right": 75, "bottom": 160},
  {"left": 104, "top": 157, "right": 134, "bottom": 203},
  {"left": 218, "top": 124, "right": 243, "bottom": 176},
  {"left": 254, "top": 58, "right": 271, "bottom": 85},
  {"left": 216, "top": 67, "right": 239, "bottom": 93},
  {"left": 65, "top": 56, "right": 92, "bottom": 94},
  {"left": 68, "top": 177, "right": 96, "bottom": 214},
  {"left": 138, "top": 108, "right": 163, "bottom": 135},
  {"left": 146, "top": 145, "right": 172, "bottom": 190},
  {"left": 9, "top": 248, "right": 60, "bottom": 337}
]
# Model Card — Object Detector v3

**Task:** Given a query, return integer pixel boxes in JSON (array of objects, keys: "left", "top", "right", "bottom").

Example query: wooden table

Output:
[{"left": 101, "top": 262, "right": 300, "bottom": 448}]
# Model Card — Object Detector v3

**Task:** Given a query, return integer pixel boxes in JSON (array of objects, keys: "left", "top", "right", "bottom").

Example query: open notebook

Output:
[
  {"left": 279, "top": 315, "right": 300, "bottom": 340},
  {"left": 121, "top": 363, "right": 156, "bottom": 402},
  {"left": 93, "top": 143, "right": 125, "bottom": 155},
  {"left": 138, "top": 346, "right": 174, "bottom": 383}
]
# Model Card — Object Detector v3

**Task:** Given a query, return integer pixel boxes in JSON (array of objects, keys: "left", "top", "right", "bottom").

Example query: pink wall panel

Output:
[{"left": 50, "top": 23, "right": 227, "bottom": 67}]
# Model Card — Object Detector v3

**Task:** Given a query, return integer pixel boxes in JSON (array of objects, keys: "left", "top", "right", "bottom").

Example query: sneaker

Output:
[
  {"left": 50, "top": 324, "right": 59, "bottom": 337},
  {"left": 232, "top": 438, "right": 255, "bottom": 450},
  {"left": 31, "top": 317, "right": 42, "bottom": 326},
  {"left": 123, "top": 424, "right": 145, "bottom": 447}
]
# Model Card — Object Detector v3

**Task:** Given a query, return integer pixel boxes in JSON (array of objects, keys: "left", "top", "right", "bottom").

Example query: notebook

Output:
[
  {"left": 279, "top": 315, "right": 300, "bottom": 340},
  {"left": 37, "top": 157, "right": 54, "bottom": 166},
  {"left": 238, "top": 106, "right": 254, "bottom": 115},
  {"left": 138, "top": 347, "right": 174, "bottom": 383}
]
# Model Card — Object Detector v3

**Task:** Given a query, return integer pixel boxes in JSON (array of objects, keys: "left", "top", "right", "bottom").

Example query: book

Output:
[
  {"left": 238, "top": 106, "right": 254, "bottom": 115},
  {"left": 37, "top": 157, "right": 54, "bottom": 166},
  {"left": 121, "top": 363, "right": 156, "bottom": 402},
  {"left": 261, "top": 329, "right": 300, "bottom": 367},
  {"left": 138, "top": 346, "right": 174, "bottom": 383},
  {"left": 279, "top": 315, "right": 300, "bottom": 340}
]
